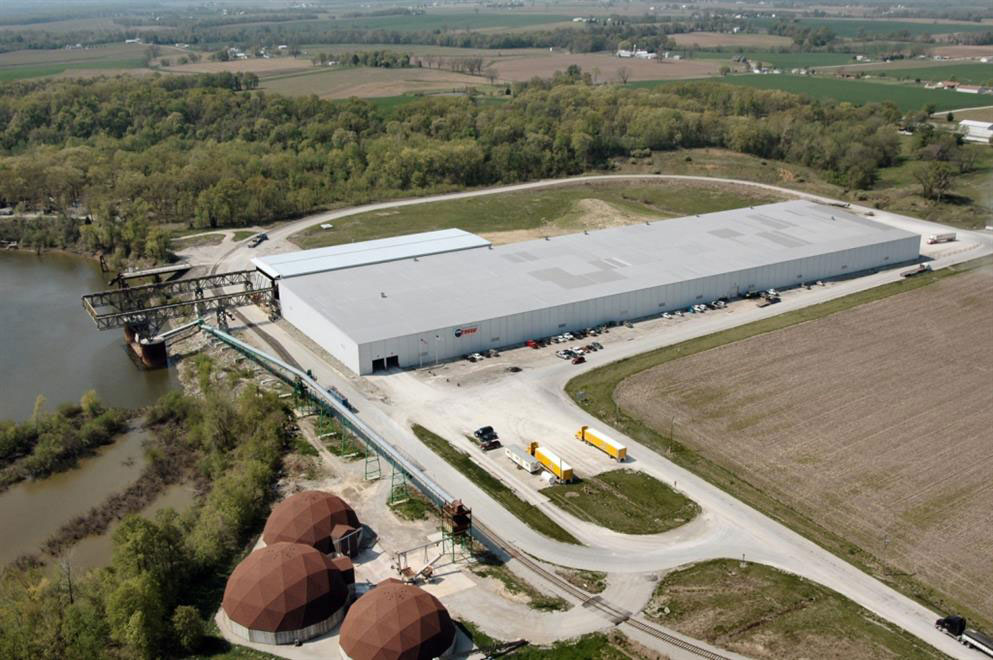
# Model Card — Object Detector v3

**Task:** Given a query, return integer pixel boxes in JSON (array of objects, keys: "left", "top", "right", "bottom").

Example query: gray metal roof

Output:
[
  {"left": 252, "top": 228, "right": 490, "bottom": 278},
  {"left": 279, "top": 201, "right": 919, "bottom": 343}
]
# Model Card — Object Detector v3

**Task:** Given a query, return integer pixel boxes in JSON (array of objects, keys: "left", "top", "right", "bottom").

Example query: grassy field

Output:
[
  {"left": 330, "top": 12, "right": 572, "bottom": 32},
  {"left": 541, "top": 469, "right": 699, "bottom": 535},
  {"left": 951, "top": 106, "right": 993, "bottom": 122},
  {"left": 647, "top": 560, "right": 944, "bottom": 659},
  {"left": 493, "top": 52, "right": 720, "bottom": 83},
  {"left": 752, "top": 17, "right": 993, "bottom": 37},
  {"left": 290, "top": 180, "right": 783, "bottom": 249},
  {"left": 693, "top": 74, "right": 992, "bottom": 112},
  {"left": 866, "top": 63, "right": 993, "bottom": 85},
  {"left": 566, "top": 255, "right": 993, "bottom": 632},
  {"left": 411, "top": 425, "right": 580, "bottom": 545},
  {"left": 869, "top": 139, "right": 993, "bottom": 230},
  {"left": 259, "top": 66, "right": 487, "bottom": 99},
  {"left": 0, "top": 44, "right": 191, "bottom": 81},
  {"left": 669, "top": 32, "right": 793, "bottom": 49},
  {"left": 691, "top": 50, "right": 856, "bottom": 69}
]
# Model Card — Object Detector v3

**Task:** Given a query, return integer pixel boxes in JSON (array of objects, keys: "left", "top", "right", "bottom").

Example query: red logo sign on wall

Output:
[{"left": 454, "top": 327, "right": 478, "bottom": 338}]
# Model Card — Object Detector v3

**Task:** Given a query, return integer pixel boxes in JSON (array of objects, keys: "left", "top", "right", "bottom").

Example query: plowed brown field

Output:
[{"left": 616, "top": 270, "right": 993, "bottom": 623}]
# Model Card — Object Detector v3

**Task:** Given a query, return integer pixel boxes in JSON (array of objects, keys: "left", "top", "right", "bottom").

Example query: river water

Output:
[
  {"left": 0, "top": 251, "right": 177, "bottom": 420},
  {"left": 1, "top": 252, "right": 186, "bottom": 566}
]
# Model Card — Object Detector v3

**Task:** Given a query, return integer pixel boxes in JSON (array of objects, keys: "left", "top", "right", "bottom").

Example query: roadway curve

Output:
[{"left": 203, "top": 175, "right": 992, "bottom": 659}]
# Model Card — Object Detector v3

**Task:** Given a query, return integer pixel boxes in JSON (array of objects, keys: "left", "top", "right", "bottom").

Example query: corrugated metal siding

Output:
[{"left": 350, "top": 234, "right": 919, "bottom": 373}]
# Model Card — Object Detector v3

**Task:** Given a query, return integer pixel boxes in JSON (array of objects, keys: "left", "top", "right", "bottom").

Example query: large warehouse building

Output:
[{"left": 266, "top": 201, "right": 920, "bottom": 374}]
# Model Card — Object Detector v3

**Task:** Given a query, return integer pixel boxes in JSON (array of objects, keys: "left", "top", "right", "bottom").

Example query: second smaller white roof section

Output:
[{"left": 253, "top": 228, "right": 491, "bottom": 279}]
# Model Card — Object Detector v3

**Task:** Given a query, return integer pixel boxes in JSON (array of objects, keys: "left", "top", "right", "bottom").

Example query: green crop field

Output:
[
  {"left": 636, "top": 74, "right": 992, "bottom": 112},
  {"left": 692, "top": 50, "right": 856, "bottom": 69},
  {"left": 752, "top": 17, "right": 993, "bottom": 37},
  {"left": 0, "top": 44, "right": 174, "bottom": 81},
  {"left": 866, "top": 63, "right": 993, "bottom": 85}
]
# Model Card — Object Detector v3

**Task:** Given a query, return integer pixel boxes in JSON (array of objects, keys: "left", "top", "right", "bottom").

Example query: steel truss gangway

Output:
[
  {"left": 198, "top": 322, "right": 728, "bottom": 660},
  {"left": 81, "top": 269, "right": 275, "bottom": 332}
]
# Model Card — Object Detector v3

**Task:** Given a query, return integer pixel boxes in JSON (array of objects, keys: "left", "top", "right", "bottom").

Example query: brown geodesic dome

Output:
[
  {"left": 262, "top": 490, "right": 361, "bottom": 554},
  {"left": 339, "top": 578, "right": 455, "bottom": 660},
  {"left": 222, "top": 542, "right": 349, "bottom": 633}
]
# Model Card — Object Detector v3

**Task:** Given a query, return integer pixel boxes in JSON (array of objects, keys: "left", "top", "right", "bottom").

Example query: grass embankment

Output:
[
  {"left": 172, "top": 232, "right": 225, "bottom": 248},
  {"left": 648, "top": 560, "right": 945, "bottom": 659},
  {"left": 471, "top": 554, "right": 570, "bottom": 612},
  {"left": 566, "top": 255, "right": 993, "bottom": 627},
  {"left": 290, "top": 181, "right": 781, "bottom": 249},
  {"left": 411, "top": 425, "right": 580, "bottom": 545},
  {"left": 231, "top": 230, "right": 257, "bottom": 242},
  {"left": 459, "top": 622, "right": 642, "bottom": 659},
  {"left": 541, "top": 469, "right": 699, "bottom": 535},
  {"left": 555, "top": 568, "right": 607, "bottom": 594}
]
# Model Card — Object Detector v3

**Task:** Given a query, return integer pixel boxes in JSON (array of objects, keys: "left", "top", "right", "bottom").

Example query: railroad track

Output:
[
  {"left": 475, "top": 521, "right": 730, "bottom": 660},
  {"left": 202, "top": 249, "right": 728, "bottom": 660}
]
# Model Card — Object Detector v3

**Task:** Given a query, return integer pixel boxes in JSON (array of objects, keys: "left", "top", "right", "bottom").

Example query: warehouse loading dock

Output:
[{"left": 276, "top": 201, "right": 921, "bottom": 375}]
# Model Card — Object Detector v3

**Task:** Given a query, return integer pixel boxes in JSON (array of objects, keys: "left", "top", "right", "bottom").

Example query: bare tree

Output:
[
  {"left": 484, "top": 67, "right": 498, "bottom": 84},
  {"left": 615, "top": 66, "right": 631, "bottom": 84}
]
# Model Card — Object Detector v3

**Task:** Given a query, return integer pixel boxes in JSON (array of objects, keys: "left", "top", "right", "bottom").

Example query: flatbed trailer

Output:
[
  {"left": 963, "top": 630, "right": 993, "bottom": 658},
  {"left": 576, "top": 425, "right": 627, "bottom": 461}
]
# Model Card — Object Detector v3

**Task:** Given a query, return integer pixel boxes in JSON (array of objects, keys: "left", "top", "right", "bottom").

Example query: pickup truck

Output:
[{"left": 247, "top": 232, "right": 268, "bottom": 248}]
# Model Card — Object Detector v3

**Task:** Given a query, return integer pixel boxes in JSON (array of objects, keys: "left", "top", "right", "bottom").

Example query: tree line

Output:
[
  {"left": 0, "top": 71, "right": 913, "bottom": 260},
  {"left": 0, "top": 363, "right": 293, "bottom": 659}
]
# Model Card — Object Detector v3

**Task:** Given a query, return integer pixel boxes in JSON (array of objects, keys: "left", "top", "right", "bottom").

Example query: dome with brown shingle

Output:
[
  {"left": 339, "top": 578, "right": 455, "bottom": 660},
  {"left": 222, "top": 542, "right": 349, "bottom": 640},
  {"left": 262, "top": 490, "right": 360, "bottom": 554}
]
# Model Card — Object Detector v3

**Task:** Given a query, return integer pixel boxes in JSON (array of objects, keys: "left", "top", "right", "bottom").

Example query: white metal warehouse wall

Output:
[
  {"left": 280, "top": 284, "right": 362, "bottom": 373},
  {"left": 353, "top": 235, "right": 919, "bottom": 374}
]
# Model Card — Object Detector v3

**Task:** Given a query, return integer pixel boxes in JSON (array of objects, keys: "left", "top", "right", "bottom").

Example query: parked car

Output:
[
  {"left": 590, "top": 341, "right": 603, "bottom": 350},
  {"left": 247, "top": 232, "right": 268, "bottom": 248},
  {"left": 466, "top": 352, "right": 484, "bottom": 362},
  {"left": 555, "top": 350, "right": 571, "bottom": 359},
  {"left": 486, "top": 348, "right": 499, "bottom": 358},
  {"left": 662, "top": 312, "right": 673, "bottom": 319},
  {"left": 474, "top": 426, "right": 498, "bottom": 440},
  {"left": 570, "top": 346, "right": 584, "bottom": 355},
  {"left": 562, "top": 332, "right": 574, "bottom": 341},
  {"left": 473, "top": 426, "right": 500, "bottom": 450},
  {"left": 623, "top": 321, "right": 634, "bottom": 328},
  {"left": 572, "top": 356, "right": 586, "bottom": 365}
]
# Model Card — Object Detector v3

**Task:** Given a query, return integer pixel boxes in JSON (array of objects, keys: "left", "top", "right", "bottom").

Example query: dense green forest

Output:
[
  {"left": 0, "top": 70, "right": 912, "bottom": 259},
  {"left": 0, "top": 373, "right": 292, "bottom": 659}
]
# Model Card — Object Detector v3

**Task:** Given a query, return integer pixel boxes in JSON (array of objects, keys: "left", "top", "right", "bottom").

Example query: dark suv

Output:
[{"left": 473, "top": 426, "right": 501, "bottom": 450}]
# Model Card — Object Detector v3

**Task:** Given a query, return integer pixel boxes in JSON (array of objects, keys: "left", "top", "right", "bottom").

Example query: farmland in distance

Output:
[
  {"left": 647, "top": 74, "right": 993, "bottom": 112},
  {"left": 615, "top": 269, "right": 993, "bottom": 630}
]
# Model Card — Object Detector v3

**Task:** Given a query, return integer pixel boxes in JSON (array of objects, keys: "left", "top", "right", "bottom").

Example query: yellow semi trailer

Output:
[
  {"left": 527, "top": 442, "right": 574, "bottom": 482},
  {"left": 576, "top": 425, "right": 627, "bottom": 461}
]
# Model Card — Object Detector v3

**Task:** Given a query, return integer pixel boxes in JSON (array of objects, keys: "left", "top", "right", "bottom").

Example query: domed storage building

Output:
[
  {"left": 221, "top": 542, "right": 350, "bottom": 645},
  {"left": 263, "top": 490, "right": 363, "bottom": 556},
  {"left": 339, "top": 578, "right": 457, "bottom": 660}
]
